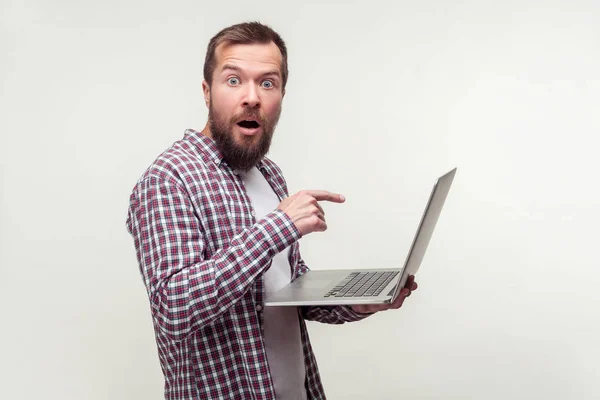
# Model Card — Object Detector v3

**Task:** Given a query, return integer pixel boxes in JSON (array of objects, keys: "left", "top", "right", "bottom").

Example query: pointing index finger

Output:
[{"left": 305, "top": 190, "right": 346, "bottom": 203}]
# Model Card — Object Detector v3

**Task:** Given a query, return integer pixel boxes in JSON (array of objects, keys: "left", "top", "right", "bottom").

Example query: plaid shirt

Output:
[{"left": 126, "top": 129, "right": 368, "bottom": 400}]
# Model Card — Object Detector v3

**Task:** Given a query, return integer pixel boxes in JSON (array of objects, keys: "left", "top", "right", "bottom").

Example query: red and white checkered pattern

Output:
[{"left": 127, "top": 129, "right": 367, "bottom": 399}]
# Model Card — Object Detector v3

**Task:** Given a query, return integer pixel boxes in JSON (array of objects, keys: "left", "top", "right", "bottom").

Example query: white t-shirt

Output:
[{"left": 238, "top": 167, "right": 307, "bottom": 400}]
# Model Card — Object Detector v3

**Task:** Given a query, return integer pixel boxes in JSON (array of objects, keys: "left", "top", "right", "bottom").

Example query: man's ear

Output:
[{"left": 202, "top": 80, "right": 210, "bottom": 108}]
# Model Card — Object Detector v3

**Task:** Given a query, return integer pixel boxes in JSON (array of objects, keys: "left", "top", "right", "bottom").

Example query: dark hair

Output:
[{"left": 203, "top": 22, "right": 288, "bottom": 90}]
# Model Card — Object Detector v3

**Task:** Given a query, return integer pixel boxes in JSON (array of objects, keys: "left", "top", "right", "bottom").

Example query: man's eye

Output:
[
  {"left": 261, "top": 80, "right": 274, "bottom": 89},
  {"left": 228, "top": 77, "right": 240, "bottom": 85}
]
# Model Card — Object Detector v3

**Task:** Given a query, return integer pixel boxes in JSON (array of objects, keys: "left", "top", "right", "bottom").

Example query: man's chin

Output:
[{"left": 210, "top": 122, "right": 273, "bottom": 170}]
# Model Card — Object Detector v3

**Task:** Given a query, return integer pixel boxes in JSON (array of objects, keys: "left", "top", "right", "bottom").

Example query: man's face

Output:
[{"left": 203, "top": 42, "right": 285, "bottom": 171}]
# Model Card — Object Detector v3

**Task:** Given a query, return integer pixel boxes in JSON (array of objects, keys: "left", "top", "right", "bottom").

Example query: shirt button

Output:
[
  {"left": 256, "top": 305, "right": 263, "bottom": 312},
  {"left": 233, "top": 170, "right": 239, "bottom": 176}
]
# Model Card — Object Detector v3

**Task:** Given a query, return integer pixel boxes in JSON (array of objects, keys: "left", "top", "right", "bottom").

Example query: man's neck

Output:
[{"left": 200, "top": 123, "right": 212, "bottom": 139}]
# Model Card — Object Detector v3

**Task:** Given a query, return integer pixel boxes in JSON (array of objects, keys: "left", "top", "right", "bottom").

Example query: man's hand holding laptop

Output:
[
  {"left": 350, "top": 275, "right": 418, "bottom": 314},
  {"left": 278, "top": 189, "right": 419, "bottom": 315}
]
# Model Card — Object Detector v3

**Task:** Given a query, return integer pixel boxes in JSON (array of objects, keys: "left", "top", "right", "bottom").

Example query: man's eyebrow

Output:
[
  {"left": 221, "top": 64, "right": 242, "bottom": 72},
  {"left": 220, "top": 64, "right": 281, "bottom": 79},
  {"left": 262, "top": 70, "right": 281, "bottom": 79}
]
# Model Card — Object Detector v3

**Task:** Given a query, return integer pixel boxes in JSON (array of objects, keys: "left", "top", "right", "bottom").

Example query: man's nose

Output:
[{"left": 242, "top": 84, "right": 261, "bottom": 108}]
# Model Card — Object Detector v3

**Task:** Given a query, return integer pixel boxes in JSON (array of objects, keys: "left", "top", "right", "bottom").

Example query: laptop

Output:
[{"left": 264, "top": 167, "right": 457, "bottom": 306}]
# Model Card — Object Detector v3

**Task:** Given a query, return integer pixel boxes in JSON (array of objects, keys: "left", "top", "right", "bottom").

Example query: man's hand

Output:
[
  {"left": 278, "top": 190, "right": 345, "bottom": 236},
  {"left": 350, "top": 275, "right": 418, "bottom": 315}
]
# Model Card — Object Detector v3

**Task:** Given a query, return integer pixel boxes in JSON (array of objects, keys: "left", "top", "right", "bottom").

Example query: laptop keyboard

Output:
[{"left": 324, "top": 271, "right": 399, "bottom": 298}]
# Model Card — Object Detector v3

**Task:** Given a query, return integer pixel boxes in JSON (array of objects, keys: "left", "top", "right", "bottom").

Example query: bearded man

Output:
[{"left": 126, "top": 21, "right": 417, "bottom": 400}]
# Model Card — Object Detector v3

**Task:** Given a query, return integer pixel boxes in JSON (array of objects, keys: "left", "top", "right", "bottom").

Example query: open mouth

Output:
[{"left": 237, "top": 120, "right": 261, "bottom": 129}]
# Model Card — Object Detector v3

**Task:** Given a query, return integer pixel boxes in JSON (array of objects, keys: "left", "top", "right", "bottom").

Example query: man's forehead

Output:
[{"left": 215, "top": 42, "right": 283, "bottom": 74}]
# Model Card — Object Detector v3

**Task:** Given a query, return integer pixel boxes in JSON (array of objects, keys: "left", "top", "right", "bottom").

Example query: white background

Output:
[{"left": 1, "top": 0, "right": 599, "bottom": 399}]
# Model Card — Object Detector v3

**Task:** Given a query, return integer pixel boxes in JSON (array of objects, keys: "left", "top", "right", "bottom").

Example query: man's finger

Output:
[
  {"left": 316, "top": 219, "right": 328, "bottom": 232},
  {"left": 392, "top": 288, "right": 410, "bottom": 308},
  {"left": 304, "top": 190, "right": 346, "bottom": 203},
  {"left": 315, "top": 202, "right": 325, "bottom": 217},
  {"left": 393, "top": 297, "right": 406, "bottom": 309},
  {"left": 405, "top": 275, "right": 418, "bottom": 291},
  {"left": 316, "top": 211, "right": 326, "bottom": 223}
]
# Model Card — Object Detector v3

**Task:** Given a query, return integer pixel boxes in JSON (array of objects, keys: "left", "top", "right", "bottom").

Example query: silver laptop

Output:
[{"left": 264, "top": 167, "right": 457, "bottom": 306}]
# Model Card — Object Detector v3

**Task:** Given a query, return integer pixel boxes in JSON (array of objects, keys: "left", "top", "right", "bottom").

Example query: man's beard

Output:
[{"left": 209, "top": 102, "right": 280, "bottom": 172}]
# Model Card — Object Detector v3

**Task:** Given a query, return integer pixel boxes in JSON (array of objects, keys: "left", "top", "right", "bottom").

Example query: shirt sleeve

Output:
[
  {"left": 126, "top": 175, "right": 301, "bottom": 342},
  {"left": 296, "top": 257, "right": 372, "bottom": 324}
]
